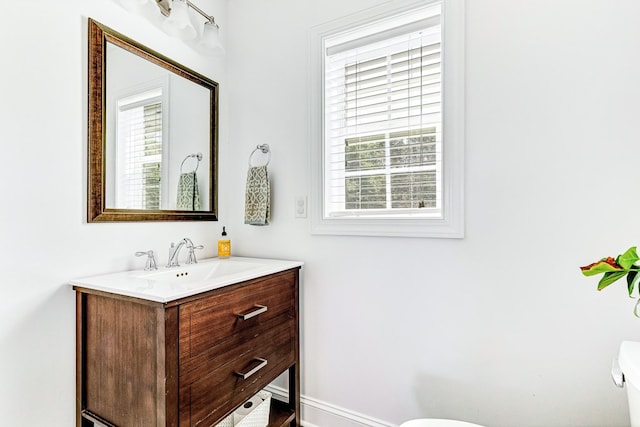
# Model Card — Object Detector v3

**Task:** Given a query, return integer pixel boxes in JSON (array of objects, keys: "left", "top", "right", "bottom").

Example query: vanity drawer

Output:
[
  {"left": 178, "top": 270, "right": 296, "bottom": 361},
  {"left": 178, "top": 319, "right": 295, "bottom": 427}
]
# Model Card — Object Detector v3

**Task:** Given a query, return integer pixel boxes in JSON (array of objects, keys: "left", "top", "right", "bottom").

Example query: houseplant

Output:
[{"left": 580, "top": 246, "right": 640, "bottom": 316}]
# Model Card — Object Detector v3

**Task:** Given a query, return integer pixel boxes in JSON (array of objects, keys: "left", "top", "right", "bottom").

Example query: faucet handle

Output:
[
  {"left": 186, "top": 245, "right": 204, "bottom": 264},
  {"left": 135, "top": 250, "right": 158, "bottom": 271}
]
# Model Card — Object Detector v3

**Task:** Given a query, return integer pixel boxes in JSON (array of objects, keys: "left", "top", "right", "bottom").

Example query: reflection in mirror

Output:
[
  {"left": 88, "top": 18, "right": 218, "bottom": 222},
  {"left": 105, "top": 42, "right": 211, "bottom": 211}
]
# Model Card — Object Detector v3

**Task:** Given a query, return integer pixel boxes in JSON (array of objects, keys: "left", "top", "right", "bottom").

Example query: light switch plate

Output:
[{"left": 295, "top": 196, "right": 307, "bottom": 218}]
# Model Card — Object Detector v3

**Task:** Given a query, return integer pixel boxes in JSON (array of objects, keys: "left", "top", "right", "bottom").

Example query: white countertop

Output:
[{"left": 70, "top": 256, "right": 303, "bottom": 303}]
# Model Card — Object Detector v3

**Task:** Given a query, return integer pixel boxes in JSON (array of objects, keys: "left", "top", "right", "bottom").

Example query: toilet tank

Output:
[{"left": 619, "top": 341, "right": 640, "bottom": 427}]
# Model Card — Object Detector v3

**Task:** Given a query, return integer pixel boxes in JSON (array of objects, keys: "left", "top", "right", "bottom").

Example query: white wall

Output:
[
  {"left": 0, "top": 0, "right": 226, "bottom": 425},
  {"left": 3, "top": 0, "right": 640, "bottom": 426},
  {"left": 225, "top": 0, "right": 640, "bottom": 426}
]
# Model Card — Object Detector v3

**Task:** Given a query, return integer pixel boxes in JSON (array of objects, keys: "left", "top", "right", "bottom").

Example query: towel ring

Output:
[
  {"left": 248, "top": 144, "right": 271, "bottom": 167},
  {"left": 181, "top": 153, "right": 202, "bottom": 174}
]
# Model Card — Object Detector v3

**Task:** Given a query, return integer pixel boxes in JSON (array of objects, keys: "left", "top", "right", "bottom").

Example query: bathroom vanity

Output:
[{"left": 72, "top": 257, "right": 302, "bottom": 427}]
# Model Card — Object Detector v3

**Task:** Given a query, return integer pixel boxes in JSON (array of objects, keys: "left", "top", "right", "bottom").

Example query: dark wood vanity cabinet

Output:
[{"left": 75, "top": 268, "right": 301, "bottom": 427}]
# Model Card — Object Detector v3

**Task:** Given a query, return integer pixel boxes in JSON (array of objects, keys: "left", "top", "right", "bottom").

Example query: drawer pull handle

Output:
[
  {"left": 235, "top": 358, "right": 268, "bottom": 379},
  {"left": 238, "top": 305, "right": 267, "bottom": 320}
]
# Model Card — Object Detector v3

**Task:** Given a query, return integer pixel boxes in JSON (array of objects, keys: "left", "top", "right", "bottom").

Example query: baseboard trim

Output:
[{"left": 265, "top": 385, "right": 396, "bottom": 427}]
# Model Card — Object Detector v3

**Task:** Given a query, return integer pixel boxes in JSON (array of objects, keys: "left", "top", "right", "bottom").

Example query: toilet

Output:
[
  {"left": 617, "top": 341, "right": 640, "bottom": 427},
  {"left": 400, "top": 419, "right": 485, "bottom": 427}
]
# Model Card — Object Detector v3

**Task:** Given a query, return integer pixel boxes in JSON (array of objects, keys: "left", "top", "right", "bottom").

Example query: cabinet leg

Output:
[{"left": 288, "top": 363, "right": 300, "bottom": 427}]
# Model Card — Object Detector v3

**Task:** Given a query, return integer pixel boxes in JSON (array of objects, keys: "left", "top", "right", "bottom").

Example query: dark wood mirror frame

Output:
[{"left": 88, "top": 18, "right": 219, "bottom": 222}]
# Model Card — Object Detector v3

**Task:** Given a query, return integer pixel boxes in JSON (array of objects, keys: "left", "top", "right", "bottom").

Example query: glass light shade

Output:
[
  {"left": 162, "top": 0, "right": 197, "bottom": 40},
  {"left": 199, "top": 21, "right": 225, "bottom": 56}
]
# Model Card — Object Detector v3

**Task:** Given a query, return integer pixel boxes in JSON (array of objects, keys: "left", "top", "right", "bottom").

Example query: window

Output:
[
  {"left": 116, "top": 88, "right": 165, "bottom": 210},
  {"left": 310, "top": 0, "right": 464, "bottom": 238},
  {"left": 344, "top": 129, "right": 438, "bottom": 211}
]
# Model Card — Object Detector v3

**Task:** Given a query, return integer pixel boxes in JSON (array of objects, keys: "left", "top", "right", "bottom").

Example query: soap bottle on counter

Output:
[{"left": 218, "top": 226, "right": 231, "bottom": 258}]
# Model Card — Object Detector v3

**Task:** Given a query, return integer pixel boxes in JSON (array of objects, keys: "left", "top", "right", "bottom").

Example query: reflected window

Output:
[{"left": 116, "top": 88, "right": 165, "bottom": 210}]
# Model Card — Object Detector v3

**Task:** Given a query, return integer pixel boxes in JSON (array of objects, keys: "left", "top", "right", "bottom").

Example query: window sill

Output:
[{"left": 310, "top": 214, "right": 464, "bottom": 238}]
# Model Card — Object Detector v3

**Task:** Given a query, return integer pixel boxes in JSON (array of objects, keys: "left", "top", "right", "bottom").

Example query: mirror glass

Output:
[{"left": 88, "top": 18, "right": 218, "bottom": 222}]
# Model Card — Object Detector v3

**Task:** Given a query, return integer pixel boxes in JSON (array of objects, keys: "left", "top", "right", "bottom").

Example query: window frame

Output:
[{"left": 309, "top": 0, "right": 465, "bottom": 238}]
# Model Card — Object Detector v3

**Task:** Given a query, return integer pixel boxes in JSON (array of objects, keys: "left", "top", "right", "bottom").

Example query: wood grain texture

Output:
[
  {"left": 179, "top": 272, "right": 295, "bottom": 361},
  {"left": 84, "top": 294, "right": 166, "bottom": 426},
  {"left": 76, "top": 268, "right": 300, "bottom": 427},
  {"left": 180, "top": 321, "right": 295, "bottom": 426}
]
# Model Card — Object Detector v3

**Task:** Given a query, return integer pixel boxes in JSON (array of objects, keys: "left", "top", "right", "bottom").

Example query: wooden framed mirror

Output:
[{"left": 88, "top": 18, "right": 218, "bottom": 222}]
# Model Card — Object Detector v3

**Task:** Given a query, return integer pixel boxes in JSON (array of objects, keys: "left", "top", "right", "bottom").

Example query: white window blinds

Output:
[
  {"left": 323, "top": 3, "right": 442, "bottom": 219},
  {"left": 116, "top": 89, "right": 163, "bottom": 210}
]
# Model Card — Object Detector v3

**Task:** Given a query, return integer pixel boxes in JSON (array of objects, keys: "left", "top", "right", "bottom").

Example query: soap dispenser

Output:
[{"left": 218, "top": 226, "right": 231, "bottom": 258}]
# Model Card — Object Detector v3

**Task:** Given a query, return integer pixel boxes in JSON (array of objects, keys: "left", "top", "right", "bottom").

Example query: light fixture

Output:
[
  {"left": 161, "top": 0, "right": 197, "bottom": 40},
  {"left": 156, "top": 0, "right": 224, "bottom": 54},
  {"left": 199, "top": 20, "right": 225, "bottom": 56}
]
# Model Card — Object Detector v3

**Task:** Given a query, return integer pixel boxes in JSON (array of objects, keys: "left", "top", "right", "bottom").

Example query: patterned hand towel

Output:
[
  {"left": 176, "top": 172, "right": 201, "bottom": 211},
  {"left": 245, "top": 166, "right": 270, "bottom": 225}
]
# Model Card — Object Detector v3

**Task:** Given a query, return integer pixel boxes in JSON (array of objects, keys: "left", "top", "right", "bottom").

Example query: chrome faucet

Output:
[
  {"left": 167, "top": 238, "right": 203, "bottom": 267},
  {"left": 135, "top": 250, "right": 158, "bottom": 271},
  {"left": 167, "top": 238, "right": 190, "bottom": 267},
  {"left": 186, "top": 242, "right": 204, "bottom": 264}
]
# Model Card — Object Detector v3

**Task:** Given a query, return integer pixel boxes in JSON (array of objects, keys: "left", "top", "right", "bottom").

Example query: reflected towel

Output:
[
  {"left": 245, "top": 166, "right": 270, "bottom": 225},
  {"left": 176, "top": 172, "right": 201, "bottom": 211}
]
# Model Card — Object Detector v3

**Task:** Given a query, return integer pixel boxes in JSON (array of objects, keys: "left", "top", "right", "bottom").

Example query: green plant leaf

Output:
[
  {"left": 598, "top": 271, "right": 627, "bottom": 290},
  {"left": 628, "top": 270, "right": 640, "bottom": 296},
  {"left": 581, "top": 258, "right": 624, "bottom": 276},
  {"left": 618, "top": 246, "right": 640, "bottom": 270}
]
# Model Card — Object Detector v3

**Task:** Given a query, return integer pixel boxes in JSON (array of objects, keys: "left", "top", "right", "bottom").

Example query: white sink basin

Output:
[
  {"left": 70, "top": 256, "right": 303, "bottom": 303},
  {"left": 135, "top": 259, "right": 264, "bottom": 284}
]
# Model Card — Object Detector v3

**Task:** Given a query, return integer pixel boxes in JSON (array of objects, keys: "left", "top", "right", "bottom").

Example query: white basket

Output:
[
  {"left": 214, "top": 390, "right": 272, "bottom": 427},
  {"left": 215, "top": 415, "right": 234, "bottom": 427}
]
